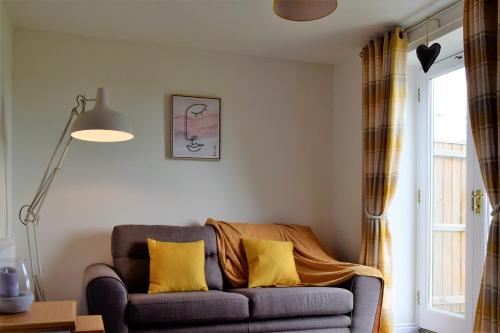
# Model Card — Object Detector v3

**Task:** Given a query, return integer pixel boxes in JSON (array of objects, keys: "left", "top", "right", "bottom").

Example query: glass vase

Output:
[{"left": 0, "top": 258, "right": 34, "bottom": 313}]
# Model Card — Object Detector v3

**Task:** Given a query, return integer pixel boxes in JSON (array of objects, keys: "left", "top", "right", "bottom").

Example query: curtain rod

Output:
[
  {"left": 358, "top": 0, "right": 464, "bottom": 57},
  {"left": 403, "top": 0, "right": 463, "bottom": 34}
]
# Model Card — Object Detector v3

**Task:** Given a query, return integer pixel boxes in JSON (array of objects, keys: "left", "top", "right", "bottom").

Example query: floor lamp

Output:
[{"left": 18, "top": 88, "right": 134, "bottom": 301}]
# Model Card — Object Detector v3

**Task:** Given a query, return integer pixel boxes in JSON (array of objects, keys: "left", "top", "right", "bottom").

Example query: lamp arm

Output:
[
  {"left": 24, "top": 125, "right": 74, "bottom": 221},
  {"left": 18, "top": 94, "right": 89, "bottom": 301},
  {"left": 21, "top": 94, "right": 88, "bottom": 222},
  {"left": 33, "top": 139, "right": 73, "bottom": 220}
]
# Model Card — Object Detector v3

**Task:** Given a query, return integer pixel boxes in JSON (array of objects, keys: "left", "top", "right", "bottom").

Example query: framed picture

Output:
[{"left": 171, "top": 95, "right": 221, "bottom": 160}]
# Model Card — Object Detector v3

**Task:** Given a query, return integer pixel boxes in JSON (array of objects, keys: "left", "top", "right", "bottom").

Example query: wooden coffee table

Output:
[{"left": 0, "top": 301, "right": 103, "bottom": 333}]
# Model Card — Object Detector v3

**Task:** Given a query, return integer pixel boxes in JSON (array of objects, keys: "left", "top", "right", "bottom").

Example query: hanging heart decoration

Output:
[{"left": 416, "top": 43, "right": 441, "bottom": 73}]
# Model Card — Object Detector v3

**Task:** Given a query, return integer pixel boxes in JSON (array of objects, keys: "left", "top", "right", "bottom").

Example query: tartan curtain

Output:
[
  {"left": 464, "top": 0, "right": 500, "bottom": 331},
  {"left": 359, "top": 27, "right": 407, "bottom": 333}
]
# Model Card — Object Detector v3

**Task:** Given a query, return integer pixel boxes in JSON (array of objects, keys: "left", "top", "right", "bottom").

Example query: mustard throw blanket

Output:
[{"left": 206, "top": 218, "right": 384, "bottom": 333}]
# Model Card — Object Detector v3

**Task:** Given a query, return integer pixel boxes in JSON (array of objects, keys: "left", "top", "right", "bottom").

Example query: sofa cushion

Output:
[
  {"left": 127, "top": 291, "right": 249, "bottom": 326},
  {"left": 147, "top": 239, "right": 208, "bottom": 293},
  {"left": 229, "top": 287, "right": 353, "bottom": 320},
  {"left": 112, "top": 225, "right": 223, "bottom": 292},
  {"left": 248, "top": 316, "right": 351, "bottom": 333},
  {"left": 242, "top": 238, "right": 301, "bottom": 288},
  {"left": 131, "top": 316, "right": 351, "bottom": 333}
]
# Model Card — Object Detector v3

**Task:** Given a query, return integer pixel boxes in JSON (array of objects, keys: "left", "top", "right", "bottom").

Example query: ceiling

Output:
[{"left": 5, "top": 0, "right": 458, "bottom": 65}]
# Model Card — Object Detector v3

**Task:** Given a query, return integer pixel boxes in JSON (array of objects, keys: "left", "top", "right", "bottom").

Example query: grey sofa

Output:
[{"left": 84, "top": 225, "right": 382, "bottom": 333}]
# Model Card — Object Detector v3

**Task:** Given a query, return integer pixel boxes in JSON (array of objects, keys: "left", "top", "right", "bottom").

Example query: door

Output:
[{"left": 417, "top": 53, "right": 490, "bottom": 333}]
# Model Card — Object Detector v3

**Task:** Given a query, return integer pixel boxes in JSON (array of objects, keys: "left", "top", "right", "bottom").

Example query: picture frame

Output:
[{"left": 171, "top": 95, "right": 221, "bottom": 160}]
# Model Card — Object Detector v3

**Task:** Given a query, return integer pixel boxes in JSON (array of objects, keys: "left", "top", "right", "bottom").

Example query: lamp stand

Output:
[{"left": 19, "top": 94, "right": 95, "bottom": 301}]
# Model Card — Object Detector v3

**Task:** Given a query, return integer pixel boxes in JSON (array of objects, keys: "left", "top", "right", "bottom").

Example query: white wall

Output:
[
  {"left": 0, "top": 0, "right": 12, "bottom": 240},
  {"left": 12, "top": 28, "right": 336, "bottom": 307},
  {"left": 331, "top": 55, "right": 418, "bottom": 330},
  {"left": 330, "top": 56, "right": 363, "bottom": 263}
]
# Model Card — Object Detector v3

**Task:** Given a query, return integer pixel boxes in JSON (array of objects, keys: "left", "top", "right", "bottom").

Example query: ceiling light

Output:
[{"left": 273, "top": 0, "right": 338, "bottom": 21}]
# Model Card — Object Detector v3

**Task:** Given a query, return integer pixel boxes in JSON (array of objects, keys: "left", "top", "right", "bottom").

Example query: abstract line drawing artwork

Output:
[{"left": 171, "top": 95, "right": 221, "bottom": 160}]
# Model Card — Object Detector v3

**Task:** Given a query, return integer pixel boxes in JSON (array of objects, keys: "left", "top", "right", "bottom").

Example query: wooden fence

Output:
[{"left": 432, "top": 141, "right": 466, "bottom": 314}]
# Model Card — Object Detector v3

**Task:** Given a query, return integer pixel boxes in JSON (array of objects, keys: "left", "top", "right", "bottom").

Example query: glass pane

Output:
[
  {"left": 432, "top": 230, "right": 466, "bottom": 314},
  {"left": 430, "top": 67, "right": 467, "bottom": 315}
]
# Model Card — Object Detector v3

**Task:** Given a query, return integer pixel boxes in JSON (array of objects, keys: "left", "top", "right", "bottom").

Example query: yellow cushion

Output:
[
  {"left": 147, "top": 239, "right": 208, "bottom": 293},
  {"left": 242, "top": 238, "right": 301, "bottom": 288}
]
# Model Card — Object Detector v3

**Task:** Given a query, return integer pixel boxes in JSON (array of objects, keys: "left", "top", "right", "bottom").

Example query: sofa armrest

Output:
[
  {"left": 84, "top": 263, "right": 129, "bottom": 333},
  {"left": 340, "top": 276, "right": 382, "bottom": 333}
]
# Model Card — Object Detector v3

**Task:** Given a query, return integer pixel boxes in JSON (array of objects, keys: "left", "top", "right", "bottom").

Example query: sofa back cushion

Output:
[{"left": 111, "top": 225, "right": 223, "bottom": 292}]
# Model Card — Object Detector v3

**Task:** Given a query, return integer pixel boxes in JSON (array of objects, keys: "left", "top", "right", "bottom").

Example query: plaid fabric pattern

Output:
[
  {"left": 464, "top": 0, "right": 500, "bottom": 331},
  {"left": 359, "top": 27, "right": 407, "bottom": 333}
]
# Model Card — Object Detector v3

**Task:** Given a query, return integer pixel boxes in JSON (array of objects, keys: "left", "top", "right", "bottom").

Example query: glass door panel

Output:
[
  {"left": 417, "top": 54, "right": 489, "bottom": 333},
  {"left": 430, "top": 67, "right": 468, "bottom": 315}
]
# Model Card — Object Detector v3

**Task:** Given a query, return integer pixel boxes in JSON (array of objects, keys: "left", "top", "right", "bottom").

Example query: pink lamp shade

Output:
[{"left": 273, "top": 0, "right": 338, "bottom": 21}]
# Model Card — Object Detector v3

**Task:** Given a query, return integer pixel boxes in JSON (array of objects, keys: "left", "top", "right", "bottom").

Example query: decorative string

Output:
[
  {"left": 425, "top": 18, "right": 429, "bottom": 46},
  {"left": 364, "top": 203, "right": 386, "bottom": 220},
  {"left": 491, "top": 203, "right": 500, "bottom": 217}
]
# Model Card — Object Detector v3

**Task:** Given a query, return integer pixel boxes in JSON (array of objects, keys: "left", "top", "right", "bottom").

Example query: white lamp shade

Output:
[
  {"left": 273, "top": 0, "right": 337, "bottom": 21},
  {"left": 71, "top": 88, "right": 134, "bottom": 142}
]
